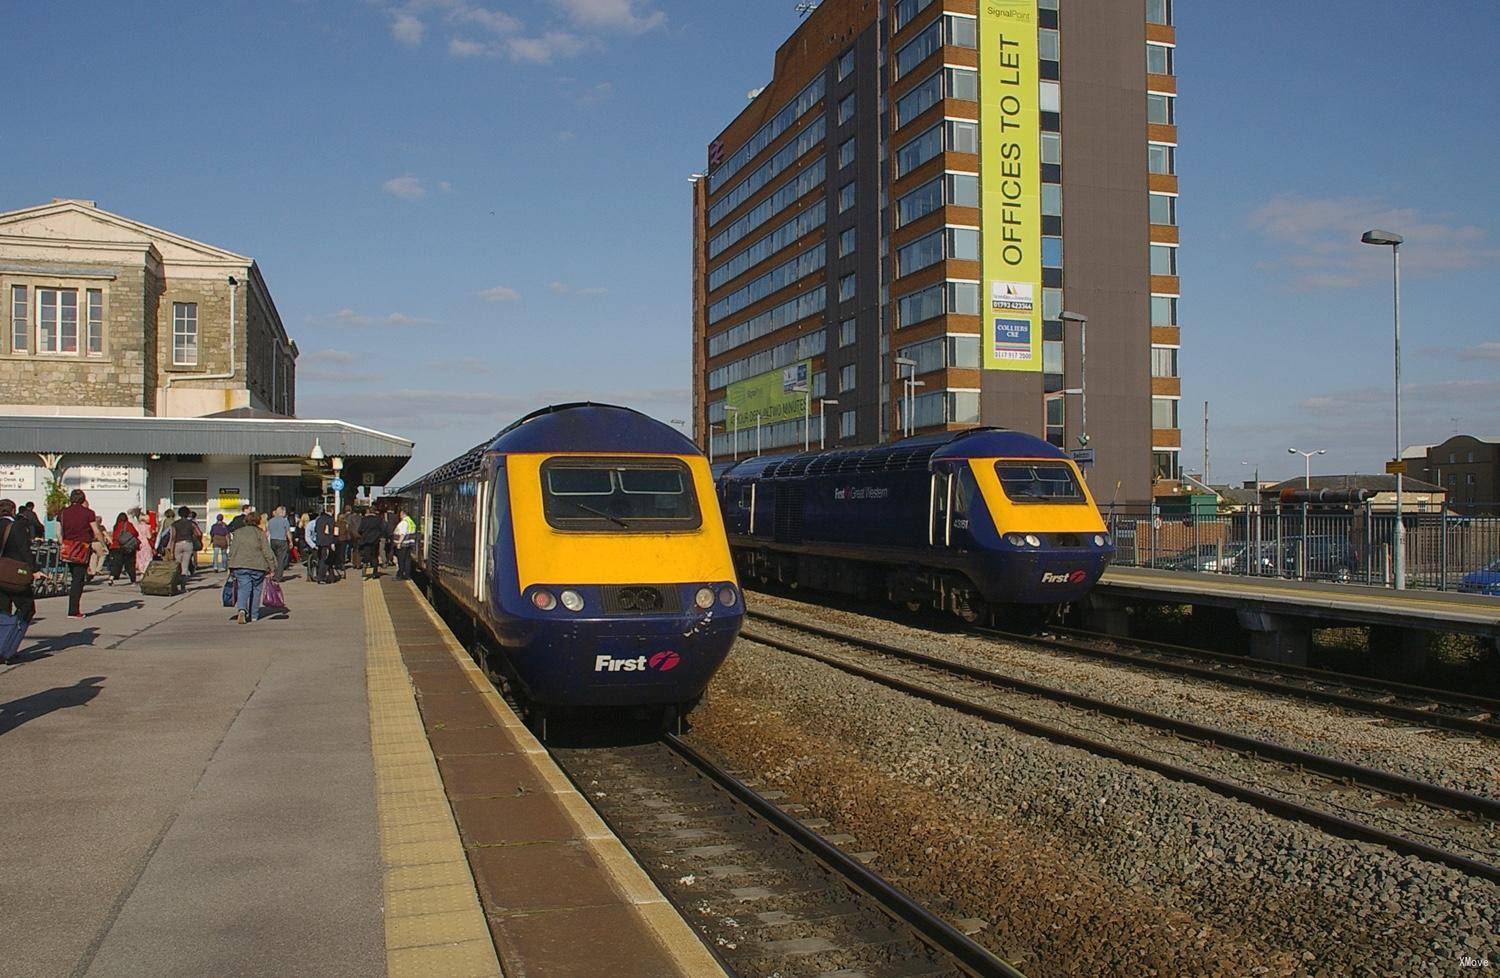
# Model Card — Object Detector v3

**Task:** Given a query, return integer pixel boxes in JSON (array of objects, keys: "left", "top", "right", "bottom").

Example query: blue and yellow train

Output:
[
  {"left": 715, "top": 428, "right": 1113, "bottom": 625},
  {"left": 398, "top": 404, "right": 742, "bottom": 726}
]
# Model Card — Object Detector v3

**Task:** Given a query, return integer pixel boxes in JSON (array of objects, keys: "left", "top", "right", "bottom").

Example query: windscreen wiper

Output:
[{"left": 572, "top": 501, "right": 630, "bottom": 527}]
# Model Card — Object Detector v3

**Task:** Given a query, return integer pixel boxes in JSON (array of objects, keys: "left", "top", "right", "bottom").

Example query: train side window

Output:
[
  {"left": 738, "top": 485, "right": 752, "bottom": 509},
  {"left": 489, "top": 462, "right": 509, "bottom": 546}
]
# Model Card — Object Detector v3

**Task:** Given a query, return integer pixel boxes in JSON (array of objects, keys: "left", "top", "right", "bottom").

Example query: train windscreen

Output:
[
  {"left": 541, "top": 458, "right": 702, "bottom": 531},
  {"left": 993, "top": 461, "right": 1086, "bottom": 503}
]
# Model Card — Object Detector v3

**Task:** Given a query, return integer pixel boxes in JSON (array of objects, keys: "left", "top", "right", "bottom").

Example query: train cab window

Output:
[
  {"left": 488, "top": 462, "right": 509, "bottom": 546},
  {"left": 994, "top": 461, "right": 1085, "bottom": 503},
  {"left": 541, "top": 458, "right": 702, "bottom": 531}
]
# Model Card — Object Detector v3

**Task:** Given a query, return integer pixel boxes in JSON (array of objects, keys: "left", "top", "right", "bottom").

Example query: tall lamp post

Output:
[
  {"left": 895, "top": 357, "right": 918, "bottom": 438},
  {"left": 1288, "top": 447, "right": 1325, "bottom": 580},
  {"left": 1362, "top": 228, "right": 1405, "bottom": 589},
  {"left": 724, "top": 406, "right": 741, "bottom": 461},
  {"left": 818, "top": 398, "right": 839, "bottom": 449},
  {"left": 1059, "top": 311, "right": 1089, "bottom": 447}
]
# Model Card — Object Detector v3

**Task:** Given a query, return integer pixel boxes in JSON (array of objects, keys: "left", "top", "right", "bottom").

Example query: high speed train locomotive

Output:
[
  {"left": 398, "top": 404, "right": 742, "bottom": 727},
  {"left": 715, "top": 428, "right": 1113, "bottom": 625}
]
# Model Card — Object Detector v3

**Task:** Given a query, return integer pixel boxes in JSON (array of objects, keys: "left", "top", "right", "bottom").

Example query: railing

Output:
[{"left": 1103, "top": 504, "right": 1500, "bottom": 594}]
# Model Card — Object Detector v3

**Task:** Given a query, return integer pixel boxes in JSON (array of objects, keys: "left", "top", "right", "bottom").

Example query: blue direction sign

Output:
[
  {"left": 329, "top": 477, "right": 345, "bottom": 492},
  {"left": 1070, "top": 448, "right": 1096, "bottom": 468}
]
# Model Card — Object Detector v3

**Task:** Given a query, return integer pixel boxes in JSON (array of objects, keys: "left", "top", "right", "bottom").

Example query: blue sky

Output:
[{"left": 5, "top": 0, "right": 1497, "bottom": 484}]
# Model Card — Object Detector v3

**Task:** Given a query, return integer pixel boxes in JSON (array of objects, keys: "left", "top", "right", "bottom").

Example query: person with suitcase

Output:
[
  {"left": 227, "top": 512, "right": 277, "bottom": 623},
  {"left": 0, "top": 498, "right": 41, "bottom": 663},
  {"left": 58, "top": 490, "right": 105, "bottom": 619},
  {"left": 165, "top": 506, "right": 201, "bottom": 581}
]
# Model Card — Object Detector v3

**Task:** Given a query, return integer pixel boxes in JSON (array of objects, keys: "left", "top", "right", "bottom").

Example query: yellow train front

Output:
[{"left": 404, "top": 404, "right": 742, "bottom": 721}]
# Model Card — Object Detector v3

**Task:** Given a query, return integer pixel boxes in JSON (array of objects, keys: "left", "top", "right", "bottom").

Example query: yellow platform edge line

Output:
[
  {"left": 364, "top": 580, "right": 504, "bottom": 978},
  {"left": 401, "top": 580, "right": 730, "bottom": 978}
]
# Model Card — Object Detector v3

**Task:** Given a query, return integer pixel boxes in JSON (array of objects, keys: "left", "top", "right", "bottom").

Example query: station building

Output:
[
  {"left": 691, "top": 0, "right": 1181, "bottom": 504},
  {"left": 0, "top": 199, "right": 411, "bottom": 526}
]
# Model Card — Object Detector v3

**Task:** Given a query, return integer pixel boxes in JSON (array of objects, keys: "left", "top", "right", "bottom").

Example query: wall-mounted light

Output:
[{"left": 309, "top": 438, "right": 325, "bottom": 461}]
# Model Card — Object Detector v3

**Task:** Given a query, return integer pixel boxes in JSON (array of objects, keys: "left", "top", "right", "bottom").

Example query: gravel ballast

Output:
[{"left": 689, "top": 636, "right": 1500, "bottom": 978}]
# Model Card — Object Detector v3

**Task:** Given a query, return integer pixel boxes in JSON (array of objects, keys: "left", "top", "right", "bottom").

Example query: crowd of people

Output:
[{"left": 0, "top": 492, "right": 419, "bottom": 662}]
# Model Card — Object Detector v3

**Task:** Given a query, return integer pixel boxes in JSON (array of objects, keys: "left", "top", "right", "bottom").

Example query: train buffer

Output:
[{"left": 0, "top": 572, "right": 725, "bottom": 977}]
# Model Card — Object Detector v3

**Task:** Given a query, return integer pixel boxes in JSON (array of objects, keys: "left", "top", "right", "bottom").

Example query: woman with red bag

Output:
[{"left": 59, "top": 489, "right": 106, "bottom": 619}]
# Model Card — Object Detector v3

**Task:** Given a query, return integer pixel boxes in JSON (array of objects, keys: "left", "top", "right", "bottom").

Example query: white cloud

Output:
[
  {"left": 1459, "top": 342, "right": 1500, "bottom": 361},
  {"left": 303, "top": 348, "right": 361, "bottom": 365},
  {"left": 557, "top": 130, "right": 578, "bottom": 142},
  {"left": 504, "top": 30, "right": 590, "bottom": 64},
  {"left": 316, "top": 309, "right": 371, "bottom": 326},
  {"left": 382, "top": 175, "right": 426, "bottom": 200},
  {"left": 301, "top": 367, "right": 387, "bottom": 384},
  {"left": 1247, "top": 194, "right": 1500, "bottom": 290},
  {"left": 552, "top": 0, "right": 664, "bottom": 34},
  {"left": 312, "top": 309, "right": 434, "bottom": 327},
  {"left": 547, "top": 281, "right": 607, "bottom": 297},
  {"left": 390, "top": 11, "right": 426, "bottom": 46},
  {"left": 384, "top": 313, "right": 434, "bottom": 325},
  {"left": 429, "top": 356, "right": 493, "bottom": 374},
  {"left": 478, "top": 285, "right": 520, "bottom": 302},
  {"left": 577, "top": 80, "right": 614, "bottom": 104},
  {"left": 449, "top": 37, "right": 488, "bottom": 57},
  {"left": 448, "top": 4, "right": 520, "bottom": 34}
]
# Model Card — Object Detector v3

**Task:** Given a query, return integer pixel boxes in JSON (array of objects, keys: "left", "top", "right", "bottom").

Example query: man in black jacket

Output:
[
  {"left": 357, "top": 509, "right": 385, "bottom": 580},
  {"left": 0, "top": 498, "right": 40, "bottom": 663},
  {"left": 313, "top": 507, "right": 338, "bottom": 584}
]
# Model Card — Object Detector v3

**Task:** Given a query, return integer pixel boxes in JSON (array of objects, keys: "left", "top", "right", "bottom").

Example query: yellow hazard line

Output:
[{"left": 363, "top": 580, "right": 504, "bottom": 978}]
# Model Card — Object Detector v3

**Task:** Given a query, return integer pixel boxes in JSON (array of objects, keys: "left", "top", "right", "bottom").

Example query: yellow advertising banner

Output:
[
  {"left": 725, "top": 360, "right": 811, "bottom": 425},
  {"left": 979, "top": 0, "right": 1041, "bottom": 372}
]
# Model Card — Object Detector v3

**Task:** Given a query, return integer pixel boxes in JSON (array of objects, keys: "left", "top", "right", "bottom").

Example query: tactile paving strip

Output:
[{"left": 363, "top": 580, "right": 504, "bottom": 978}]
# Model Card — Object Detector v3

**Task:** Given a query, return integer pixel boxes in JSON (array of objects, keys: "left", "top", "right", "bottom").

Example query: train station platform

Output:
[
  {"left": 1090, "top": 566, "right": 1500, "bottom": 664},
  {"left": 0, "top": 569, "right": 723, "bottom": 977}
]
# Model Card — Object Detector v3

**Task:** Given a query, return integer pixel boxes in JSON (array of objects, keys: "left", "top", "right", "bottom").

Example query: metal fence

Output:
[{"left": 1103, "top": 505, "right": 1500, "bottom": 594}]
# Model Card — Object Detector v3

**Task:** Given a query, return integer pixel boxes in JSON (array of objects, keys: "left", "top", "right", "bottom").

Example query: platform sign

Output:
[
  {"left": 979, "top": 0, "right": 1041, "bottom": 372},
  {"left": 1385, "top": 459, "right": 1407, "bottom": 475},
  {"left": 329, "top": 477, "right": 345, "bottom": 492},
  {"left": 0, "top": 463, "right": 33, "bottom": 491},
  {"left": 725, "top": 359, "right": 812, "bottom": 425},
  {"left": 1070, "top": 447, "right": 1095, "bottom": 468}
]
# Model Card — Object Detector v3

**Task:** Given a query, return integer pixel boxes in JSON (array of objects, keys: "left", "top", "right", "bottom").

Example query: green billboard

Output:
[{"left": 725, "top": 360, "right": 810, "bottom": 425}]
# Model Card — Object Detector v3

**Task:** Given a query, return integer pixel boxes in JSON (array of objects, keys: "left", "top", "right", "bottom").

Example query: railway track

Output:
[
  {"left": 549, "top": 733, "right": 1025, "bottom": 978},
  {"left": 982, "top": 622, "right": 1500, "bottom": 739},
  {"left": 741, "top": 612, "right": 1500, "bottom": 885}
]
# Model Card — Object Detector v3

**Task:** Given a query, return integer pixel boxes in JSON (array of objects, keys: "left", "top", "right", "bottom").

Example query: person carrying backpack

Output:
[
  {"left": 107, "top": 513, "right": 141, "bottom": 585},
  {"left": 209, "top": 514, "right": 231, "bottom": 571},
  {"left": 0, "top": 498, "right": 40, "bottom": 663}
]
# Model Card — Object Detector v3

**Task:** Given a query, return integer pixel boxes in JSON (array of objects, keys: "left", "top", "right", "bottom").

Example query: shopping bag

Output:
[
  {"left": 261, "top": 579, "right": 287, "bottom": 612},
  {"left": 221, "top": 576, "right": 238, "bottom": 608}
]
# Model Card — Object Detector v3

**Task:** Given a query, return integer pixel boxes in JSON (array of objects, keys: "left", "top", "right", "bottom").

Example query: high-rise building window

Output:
[
  {"left": 838, "top": 137, "right": 856, "bottom": 169},
  {"left": 1039, "top": 29, "right": 1060, "bottom": 62},
  {"left": 1041, "top": 132, "right": 1062, "bottom": 165},
  {"left": 1148, "top": 143, "right": 1175, "bottom": 174},
  {"left": 947, "top": 119, "right": 979, "bottom": 155},
  {"left": 838, "top": 363, "right": 856, "bottom": 392},
  {"left": 949, "top": 333, "right": 980, "bottom": 368},
  {"left": 1151, "top": 397, "right": 1179, "bottom": 429},
  {"left": 839, "top": 227, "right": 857, "bottom": 258},
  {"left": 173, "top": 301, "right": 199, "bottom": 366},
  {"left": 10, "top": 285, "right": 26, "bottom": 353},
  {"left": 1046, "top": 395, "right": 1065, "bottom": 445},
  {"left": 1150, "top": 244, "right": 1177, "bottom": 276},
  {"left": 1150, "top": 296, "right": 1178, "bottom": 325},
  {"left": 839, "top": 318, "right": 857, "bottom": 347},
  {"left": 1041, "top": 184, "right": 1062, "bottom": 217},
  {"left": 1146, "top": 43, "right": 1174, "bottom": 75},
  {"left": 1151, "top": 347, "right": 1179, "bottom": 378},
  {"left": 1153, "top": 451, "right": 1179, "bottom": 481},
  {"left": 1149, "top": 193, "right": 1177, "bottom": 225},
  {"left": 839, "top": 273, "right": 857, "bottom": 303},
  {"left": 839, "top": 409, "right": 856, "bottom": 439},
  {"left": 1042, "top": 236, "right": 1064, "bottom": 269},
  {"left": 86, "top": 289, "right": 104, "bottom": 356},
  {"left": 36, "top": 288, "right": 79, "bottom": 354},
  {"left": 1042, "top": 339, "right": 1063, "bottom": 374},
  {"left": 895, "top": 124, "right": 943, "bottom": 177},
  {"left": 1039, "top": 80, "right": 1061, "bottom": 113},
  {"left": 1147, "top": 93, "right": 1175, "bottom": 124},
  {"left": 838, "top": 181, "right": 857, "bottom": 213},
  {"left": 838, "top": 93, "right": 855, "bottom": 126},
  {"left": 1146, "top": 0, "right": 1173, "bottom": 26},
  {"left": 1042, "top": 288, "right": 1063, "bottom": 320},
  {"left": 837, "top": 47, "right": 855, "bottom": 80},
  {"left": 947, "top": 390, "right": 980, "bottom": 424}
]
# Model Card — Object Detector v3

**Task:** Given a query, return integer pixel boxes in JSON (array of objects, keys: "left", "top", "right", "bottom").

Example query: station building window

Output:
[
  {"left": 173, "top": 301, "right": 199, "bottom": 365},
  {"left": 11, "top": 285, "right": 27, "bottom": 352},
  {"left": 36, "top": 288, "right": 80, "bottom": 354}
]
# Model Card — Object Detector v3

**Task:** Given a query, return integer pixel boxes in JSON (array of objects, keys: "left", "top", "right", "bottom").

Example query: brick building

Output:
[
  {"left": 1, "top": 198, "right": 295, "bottom": 417},
  {"left": 691, "top": 0, "right": 1182, "bottom": 504},
  {"left": 1407, "top": 435, "right": 1500, "bottom": 514}
]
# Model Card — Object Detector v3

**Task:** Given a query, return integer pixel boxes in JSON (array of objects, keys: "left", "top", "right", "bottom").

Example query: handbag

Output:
[
  {"left": 0, "top": 522, "right": 34, "bottom": 594},
  {"left": 221, "top": 575, "right": 238, "bottom": 608},
  {"left": 60, "top": 538, "right": 92, "bottom": 564},
  {"left": 261, "top": 579, "right": 287, "bottom": 611}
]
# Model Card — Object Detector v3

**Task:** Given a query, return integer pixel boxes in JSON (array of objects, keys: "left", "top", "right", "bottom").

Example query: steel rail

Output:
[
  {"left": 662, "top": 733, "right": 1026, "bottom": 978},
  {"left": 984, "top": 623, "right": 1500, "bottom": 739},
  {"left": 739, "top": 617, "right": 1500, "bottom": 886}
]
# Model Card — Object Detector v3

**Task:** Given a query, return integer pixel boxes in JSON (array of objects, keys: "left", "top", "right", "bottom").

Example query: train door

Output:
[
  {"left": 482, "top": 460, "right": 509, "bottom": 605},
  {"left": 474, "top": 474, "right": 489, "bottom": 601},
  {"left": 930, "top": 469, "right": 954, "bottom": 547}
]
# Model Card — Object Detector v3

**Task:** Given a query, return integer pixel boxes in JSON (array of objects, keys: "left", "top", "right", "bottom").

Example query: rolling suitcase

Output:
[{"left": 140, "top": 559, "right": 184, "bottom": 596}]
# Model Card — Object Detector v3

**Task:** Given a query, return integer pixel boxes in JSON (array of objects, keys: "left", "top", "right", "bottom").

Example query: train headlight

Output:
[
  {"left": 718, "top": 585, "right": 738, "bottom": 607},
  {"left": 531, "top": 589, "right": 557, "bottom": 611},
  {"left": 559, "top": 589, "right": 584, "bottom": 612},
  {"left": 1006, "top": 533, "right": 1026, "bottom": 547},
  {"left": 1093, "top": 534, "right": 1108, "bottom": 547},
  {"left": 1024, "top": 534, "right": 1042, "bottom": 548},
  {"left": 694, "top": 587, "right": 716, "bottom": 610}
]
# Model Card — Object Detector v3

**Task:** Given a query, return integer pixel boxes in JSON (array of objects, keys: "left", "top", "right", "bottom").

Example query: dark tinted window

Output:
[
  {"left": 541, "top": 458, "right": 701, "bottom": 531},
  {"left": 994, "top": 461, "right": 1085, "bottom": 503}
]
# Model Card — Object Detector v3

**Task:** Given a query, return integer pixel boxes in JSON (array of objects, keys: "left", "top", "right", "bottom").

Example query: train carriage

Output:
[
  {"left": 398, "top": 404, "right": 742, "bottom": 726},
  {"left": 716, "top": 428, "right": 1113, "bottom": 624}
]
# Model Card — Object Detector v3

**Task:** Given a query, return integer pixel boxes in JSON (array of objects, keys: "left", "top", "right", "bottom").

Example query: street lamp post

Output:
[
  {"left": 1060, "top": 311, "right": 1088, "bottom": 447},
  {"left": 1362, "top": 228, "right": 1406, "bottom": 589},
  {"left": 706, "top": 423, "right": 719, "bottom": 463},
  {"left": 1288, "top": 447, "right": 1326, "bottom": 580},
  {"left": 818, "top": 398, "right": 839, "bottom": 449},
  {"left": 1242, "top": 459, "right": 1262, "bottom": 574},
  {"left": 724, "top": 406, "right": 740, "bottom": 461},
  {"left": 755, "top": 413, "right": 762, "bottom": 456},
  {"left": 895, "top": 357, "right": 918, "bottom": 438}
]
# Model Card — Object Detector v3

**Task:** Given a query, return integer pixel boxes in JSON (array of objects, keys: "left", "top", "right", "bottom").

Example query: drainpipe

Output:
[{"left": 164, "top": 273, "right": 239, "bottom": 415}]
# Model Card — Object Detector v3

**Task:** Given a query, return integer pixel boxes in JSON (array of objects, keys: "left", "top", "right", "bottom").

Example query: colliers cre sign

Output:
[{"left": 980, "top": 1, "right": 1042, "bottom": 372}]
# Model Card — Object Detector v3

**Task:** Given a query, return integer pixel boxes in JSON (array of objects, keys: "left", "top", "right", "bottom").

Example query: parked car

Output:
[
  {"left": 1153, "top": 545, "right": 1275, "bottom": 575},
  {"left": 1458, "top": 558, "right": 1500, "bottom": 596},
  {"left": 1280, "top": 536, "right": 1356, "bottom": 583}
]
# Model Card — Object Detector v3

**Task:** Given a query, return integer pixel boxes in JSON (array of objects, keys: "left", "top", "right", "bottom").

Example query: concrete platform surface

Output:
[{"left": 0, "top": 571, "right": 386, "bottom": 978}]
